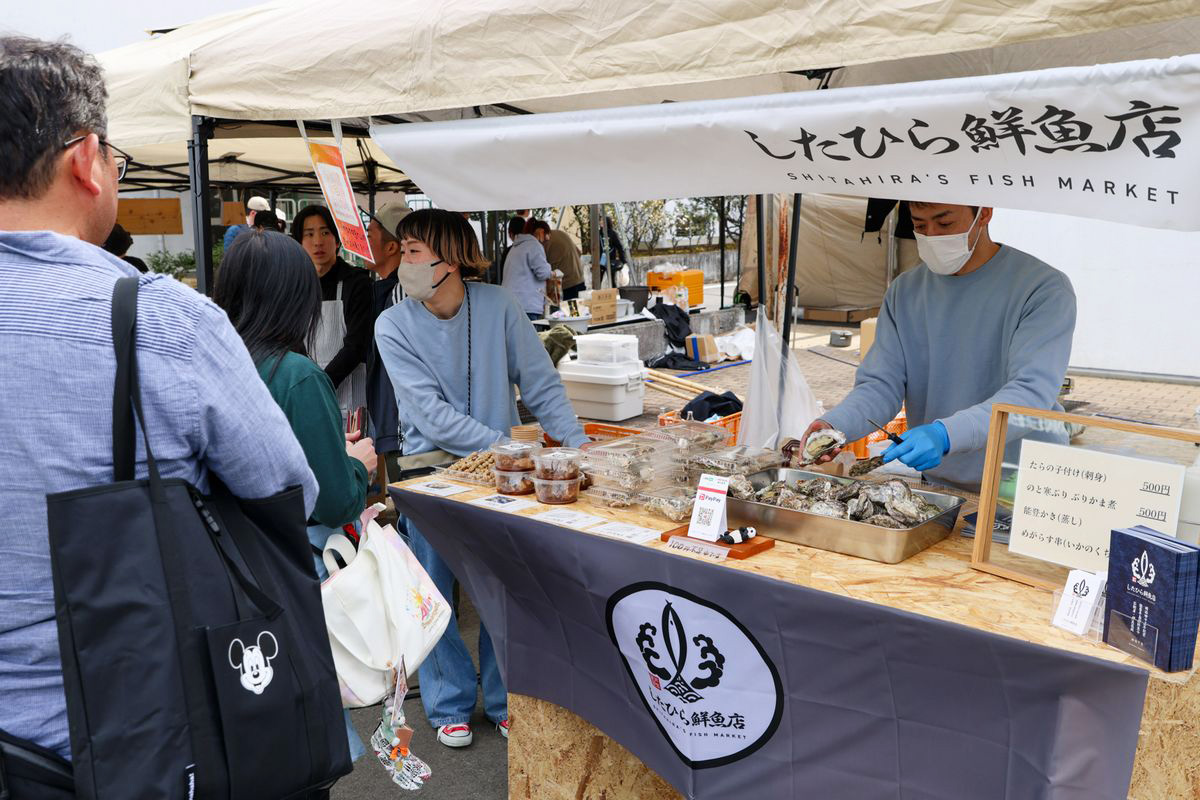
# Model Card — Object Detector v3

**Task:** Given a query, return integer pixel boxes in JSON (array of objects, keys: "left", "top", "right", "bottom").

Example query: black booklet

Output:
[{"left": 1103, "top": 525, "right": 1199, "bottom": 672}]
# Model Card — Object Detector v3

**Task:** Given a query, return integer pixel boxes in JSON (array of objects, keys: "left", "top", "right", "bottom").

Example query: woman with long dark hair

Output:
[{"left": 214, "top": 229, "right": 377, "bottom": 762}]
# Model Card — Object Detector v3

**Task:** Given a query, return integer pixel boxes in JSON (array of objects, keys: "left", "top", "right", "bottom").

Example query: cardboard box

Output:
[
  {"left": 589, "top": 288, "right": 619, "bottom": 324},
  {"left": 860, "top": 317, "right": 878, "bottom": 359},
  {"left": 685, "top": 334, "right": 720, "bottom": 364}
]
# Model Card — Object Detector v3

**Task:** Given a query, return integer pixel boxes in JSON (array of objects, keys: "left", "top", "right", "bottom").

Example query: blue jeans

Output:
[
  {"left": 397, "top": 515, "right": 507, "bottom": 727},
  {"left": 308, "top": 523, "right": 368, "bottom": 762}
]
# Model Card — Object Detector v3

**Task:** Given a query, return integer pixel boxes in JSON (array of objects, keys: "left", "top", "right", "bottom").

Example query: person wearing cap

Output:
[
  {"left": 222, "top": 195, "right": 271, "bottom": 250},
  {"left": 101, "top": 222, "right": 147, "bottom": 272},
  {"left": 363, "top": 201, "right": 411, "bottom": 479},
  {"left": 292, "top": 204, "right": 373, "bottom": 420}
]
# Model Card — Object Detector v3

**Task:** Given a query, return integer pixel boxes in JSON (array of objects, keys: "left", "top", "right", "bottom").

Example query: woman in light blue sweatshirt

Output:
[{"left": 375, "top": 209, "right": 587, "bottom": 748}]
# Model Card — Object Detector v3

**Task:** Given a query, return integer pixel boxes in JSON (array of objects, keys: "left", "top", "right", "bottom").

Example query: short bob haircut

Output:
[
  {"left": 291, "top": 204, "right": 340, "bottom": 247},
  {"left": 213, "top": 229, "right": 323, "bottom": 379},
  {"left": 524, "top": 218, "right": 551, "bottom": 237},
  {"left": 397, "top": 208, "right": 490, "bottom": 279}
]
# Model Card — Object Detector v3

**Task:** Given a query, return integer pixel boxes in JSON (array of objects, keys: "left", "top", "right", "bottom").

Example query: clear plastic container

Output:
[
  {"left": 581, "top": 485, "right": 641, "bottom": 509},
  {"left": 641, "top": 486, "right": 696, "bottom": 523},
  {"left": 586, "top": 436, "right": 674, "bottom": 470},
  {"left": 584, "top": 460, "right": 685, "bottom": 491},
  {"left": 533, "top": 476, "right": 582, "bottom": 505},
  {"left": 648, "top": 421, "right": 728, "bottom": 452},
  {"left": 490, "top": 440, "right": 542, "bottom": 472},
  {"left": 533, "top": 447, "right": 584, "bottom": 480},
  {"left": 688, "top": 446, "right": 783, "bottom": 476},
  {"left": 493, "top": 468, "right": 535, "bottom": 496},
  {"left": 574, "top": 333, "right": 640, "bottom": 364}
]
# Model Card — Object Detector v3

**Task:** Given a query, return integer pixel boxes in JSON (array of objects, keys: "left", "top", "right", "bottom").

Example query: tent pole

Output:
[
  {"left": 718, "top": 196, "right": 726, "bottom": 309},
  {"left": 366, "top": 159, "right": 378, "bottom": 215},
  {"left": 188, "top": 115, "right": 215, "bottom": 295},
  {"left": 782, "top": 193, "right": 802, "bottom": 352},
  {"left": 589, "top": 204, "right": 603, "bottom": 290},
  {"left": 754, "top": 194, "right": 765, "bottom": 309}
]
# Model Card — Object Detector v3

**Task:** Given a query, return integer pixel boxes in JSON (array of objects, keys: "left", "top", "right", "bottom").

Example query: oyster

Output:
[
  {"left": 849, "top": 455, "right": 884, "bottom": 477},
  {"left": 833, "top": 480, "right": 865, "bottom": 502},
  {"left": 808, "top": 499, "right": 848, "bottom": 519},
  {"left": 728, "top": 474, "right": 757, "bottom": 500},
  {"left": 885, "top": 495, "right": 926, "bottom": 526},
  {"left": 797, "top": 478, "right": 836, "bottom": 500},
  {"left": 865, "top": 514, "right": 906, "bottom": 529},
  {"left": 846, "top": 495, "right": 875, "bottom": 521},
  {"left": 862, "top": 479, "right": 912, "bottom": 505},
  {"left": 780, "top": 491, "right": 813, "bottom": 512},
  {"left": 802, "top": 428, "right": 847, "bottom": 463}
]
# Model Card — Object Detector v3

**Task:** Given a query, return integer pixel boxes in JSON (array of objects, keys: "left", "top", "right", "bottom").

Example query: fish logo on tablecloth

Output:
[{"left": 635, "top": 601, "right": 725, "bottom": 703}]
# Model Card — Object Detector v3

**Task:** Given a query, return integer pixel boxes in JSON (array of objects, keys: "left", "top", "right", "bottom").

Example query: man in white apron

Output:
[{"left": 292, "top": 204, "right": 373, "bottom": 423}]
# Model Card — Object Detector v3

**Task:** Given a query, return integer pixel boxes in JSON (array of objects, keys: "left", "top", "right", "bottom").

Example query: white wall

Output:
[{"left": 989, "top": 210, "right": 1200, "bottom": 379}]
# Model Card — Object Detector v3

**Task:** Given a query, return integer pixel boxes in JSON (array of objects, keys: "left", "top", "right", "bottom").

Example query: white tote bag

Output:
[{"left": 321, "top": 504, "right": 451, "bottom": 707}]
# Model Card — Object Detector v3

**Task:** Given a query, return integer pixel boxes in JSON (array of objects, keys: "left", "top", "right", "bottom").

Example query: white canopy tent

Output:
[{"left": 96, "top": 0, "right": 1200, "bottom": 378}]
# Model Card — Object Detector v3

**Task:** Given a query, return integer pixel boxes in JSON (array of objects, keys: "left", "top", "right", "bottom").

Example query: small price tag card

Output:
[
  {"left": 471, "top": 495, "right": 536, "bottom": 513},
  {"left": 590, "top": 521, "right": 660, "bottom": 545},
  {"left": 408, "top": 480, "right": 472, "bottom": 497},
  {"left": 688, "top": 474, "right": 730, "bottom": 543},
  {"left": 666, "top": 536, "right": 729, "bottom": 562},
  {"left": 1052, "top": 569, "right": 1107, "bottom": 636},
  {"left": 532, "top": 509, "right": 607, "bottom": 530}
]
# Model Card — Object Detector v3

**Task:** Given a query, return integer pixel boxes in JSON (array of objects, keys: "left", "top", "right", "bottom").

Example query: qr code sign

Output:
[{"left": 696, "top": 507, "right": 714, "bottom": 527}]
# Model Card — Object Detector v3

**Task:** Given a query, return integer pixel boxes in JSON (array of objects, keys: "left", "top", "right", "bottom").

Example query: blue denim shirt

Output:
[{"left": 0, "top": 231, "right": 318, "bottom": 758}]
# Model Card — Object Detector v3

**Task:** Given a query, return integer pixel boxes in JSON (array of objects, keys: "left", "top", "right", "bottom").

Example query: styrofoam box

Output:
[
  {"left": 575, "top": 333, "right": 640, "bottom": 365},
  {"left": 557, "top": 359, "right": 645, "bottom": 421}
]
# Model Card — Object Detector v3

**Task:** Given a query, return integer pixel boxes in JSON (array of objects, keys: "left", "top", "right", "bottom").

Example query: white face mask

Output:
[
  {"left": 396, "top": 259, "right": 448, "bottom": 301},
  {"left": 915, "top": 208, "right": 983, "bottom": 276}
]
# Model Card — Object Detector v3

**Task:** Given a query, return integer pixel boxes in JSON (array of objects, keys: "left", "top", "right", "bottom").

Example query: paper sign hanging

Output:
[
  {"left": 688, "top": 474, "right": 729, "bottom": 543},
  {"left": 298, "top": 120, "right": 373, "bottom": 262},
  {"left": 1008, "top": 440, "right": 1185, "bottom": 573}
]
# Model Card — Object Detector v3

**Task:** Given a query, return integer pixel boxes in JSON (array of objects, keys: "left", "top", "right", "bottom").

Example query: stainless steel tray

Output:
[{"left": 726, "top": 468, "right": 965, "bottom": 564}]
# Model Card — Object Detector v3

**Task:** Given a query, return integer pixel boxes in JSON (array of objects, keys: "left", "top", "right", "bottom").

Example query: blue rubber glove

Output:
[{"left": 881, "top": 422, "right": 950, "bottom": 473}]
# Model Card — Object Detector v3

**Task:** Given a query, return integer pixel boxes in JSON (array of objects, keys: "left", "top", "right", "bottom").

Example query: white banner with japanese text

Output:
[{"left": 371, "top": 56, "right": 1200, "bottom": 230}]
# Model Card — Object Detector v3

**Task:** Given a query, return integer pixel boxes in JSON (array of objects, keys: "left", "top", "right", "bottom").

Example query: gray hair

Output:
[{"left": 0, "top": 36, "right": 108, "bottom": 200}]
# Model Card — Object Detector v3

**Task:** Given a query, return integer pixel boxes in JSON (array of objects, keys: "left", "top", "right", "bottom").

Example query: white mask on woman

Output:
[
  {"left": 915, "top": 208, "right": 983, "bottom": 276},
  {"left": 397, "top": 259, "right": 447, "bottom": 301}
]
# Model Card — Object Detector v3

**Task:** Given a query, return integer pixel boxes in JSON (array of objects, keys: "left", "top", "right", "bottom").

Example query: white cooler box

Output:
[{"left": 557, "top": 359, "right": 645, "bottom": 421}]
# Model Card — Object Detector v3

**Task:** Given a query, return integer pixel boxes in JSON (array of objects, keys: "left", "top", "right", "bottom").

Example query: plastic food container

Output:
[
  {"left": 641, "top": 487, "right": 696, "bottom": 523},
  {"left": 533, "top": 448, "right": 584, "bottom": 480},
  {"left": 689, "top": 446, "right": 783, "bottom": 476},
  {"left": 581, "top": 485, "right": 640, "bottom": 509},
  {"left": 575, "top": 333, "right": 640, "bottom": 364},
  {"left": 585, "top": 462, "right": 686, "bottom": 492},
  {"left": 493, "top": 468, "right": 535, "bottom": 496},
  {"left": 533, "top": 477, "right": 582, "bottom": 505},
  {"left": 650, "top": 421, "right": 728, "bottom": 452},
  {"left": 490, "top": 440, "right": 542, "bottom": 472},
  {"left": 586, "top": 436, "right": 673, "bottom": 470},
  {"left": 557, "top": 360, "right": 645, "bottom": 422}
]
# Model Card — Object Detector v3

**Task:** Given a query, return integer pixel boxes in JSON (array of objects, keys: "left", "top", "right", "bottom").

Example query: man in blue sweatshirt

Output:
[
  {"left": 502, "top": 220, "right": 554, "bottom": 319},
  {"left": 808, "top": 202, "right": 1076, "bottom": 492}
]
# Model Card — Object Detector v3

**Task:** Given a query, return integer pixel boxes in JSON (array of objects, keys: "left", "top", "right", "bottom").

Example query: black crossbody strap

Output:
[{"left": 110, "top": 277, "right": 225, "bottom": 795}]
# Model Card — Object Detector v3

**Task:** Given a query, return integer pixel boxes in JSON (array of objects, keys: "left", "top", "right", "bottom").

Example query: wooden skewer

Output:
[
  {"left": 643, "top": 379, "right": 695, "bottom": 401},
  {"left": 644, "top": 369, "right": 716, "bottom": 394}
]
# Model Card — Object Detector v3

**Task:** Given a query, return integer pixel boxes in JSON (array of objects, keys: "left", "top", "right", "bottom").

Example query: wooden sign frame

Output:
[{"left": 971, "top": 403, "right": 1200, "bottom": 590}]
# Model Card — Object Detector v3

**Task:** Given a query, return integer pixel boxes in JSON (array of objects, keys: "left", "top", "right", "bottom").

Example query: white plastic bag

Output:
[
  {"left": 738, "top": 306, "right": 822, "bottom": 450},
  {"left": 616, "top": 264, "right": 631, "bottom": 287},
  {"left": 321, "top": 504, "right": 451, "bottom": 707}
]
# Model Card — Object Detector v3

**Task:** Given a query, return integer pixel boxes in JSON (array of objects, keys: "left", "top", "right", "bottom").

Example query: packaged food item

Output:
[
  {"left": 490, "top": 440, "right": 542, "bottom": 472},
  {"left": 688, "top": 446, "right": 782, "bottom": 477},
  {"left": 581, "top": 485, "right": 640, "bottom": 509},
  {"left": 533, "top": 448, "right": 584, "bottom": 480},
  {"left": 533, "top": 477, "right": 582, "bottom": 505},
  {"left": 436, "top": 450, "right": 496, "bottom": 484},
  {"left": 641, "top": 487, "right": 696, "bottom": 522},
  {"left": 585, "top": 436, "right": 673, "bottom": 470},
  {"left": 584, "top": 461, "right": 685, "bottom": 491},
  {"left": 649, "top": 421, "right": 727, "bottom": 453},
  {"left": 493, "top": 468, "right": 535, "bottom": 496}
]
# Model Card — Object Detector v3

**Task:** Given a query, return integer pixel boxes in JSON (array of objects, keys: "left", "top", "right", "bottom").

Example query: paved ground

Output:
[{"left": 335, "top": 303, "right": 1199, "bottom": 797}]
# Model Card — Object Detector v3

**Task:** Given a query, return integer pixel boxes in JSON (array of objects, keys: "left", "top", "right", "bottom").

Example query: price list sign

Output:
[{"left": 1009, "top": 440, "right": 1185, "bottom": 572}]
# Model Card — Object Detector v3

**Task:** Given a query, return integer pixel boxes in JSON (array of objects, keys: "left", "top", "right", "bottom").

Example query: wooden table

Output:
[{"left": 394, "top": 478, "right": 1199, "bottom": 800}]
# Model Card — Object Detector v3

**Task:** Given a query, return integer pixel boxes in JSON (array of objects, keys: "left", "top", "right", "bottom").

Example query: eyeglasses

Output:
[{"left": 63, "top": 134, "right": 132, "bottom": 181}]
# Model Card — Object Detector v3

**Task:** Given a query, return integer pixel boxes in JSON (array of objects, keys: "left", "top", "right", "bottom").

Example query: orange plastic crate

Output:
[
  {"left": 847, "top": 410, "right": 907, "bottom": 458},
  {"left": 657, "top": 409, "right": 741, "bottom": 446},
  {"left": 647, "top": 269, "right": 704, "bottom": 307},
  {"left": 544, "top": 422, "right": 641, "bottom": 447}
]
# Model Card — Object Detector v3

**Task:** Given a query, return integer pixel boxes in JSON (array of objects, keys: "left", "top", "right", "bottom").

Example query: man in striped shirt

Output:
[{"left": 0, "top": 36, "right": 318, "bottom": 762}]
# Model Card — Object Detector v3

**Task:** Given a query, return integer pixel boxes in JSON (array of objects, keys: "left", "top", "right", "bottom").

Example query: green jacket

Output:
[{"left": 257, "top": 352, "right": 368, "bottom": 527}]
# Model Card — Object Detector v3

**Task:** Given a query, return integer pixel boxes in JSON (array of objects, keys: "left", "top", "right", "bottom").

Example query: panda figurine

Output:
[{"left": 719, "top": 526, "right": 757, "bottom": 545}]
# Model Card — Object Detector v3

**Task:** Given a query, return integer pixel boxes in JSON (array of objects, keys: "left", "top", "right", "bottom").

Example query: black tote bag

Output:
[{"left": 45, "top": 277, "right": 350, "bottom": 799}]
